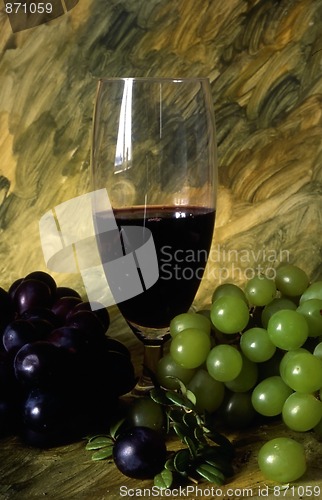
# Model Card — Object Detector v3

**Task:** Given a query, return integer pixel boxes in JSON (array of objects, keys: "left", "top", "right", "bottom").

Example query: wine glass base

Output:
[{"left": 131, "top": 342, "right": 165, "bottom": 396}]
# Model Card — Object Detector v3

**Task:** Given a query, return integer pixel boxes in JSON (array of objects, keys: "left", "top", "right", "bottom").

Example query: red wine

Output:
[{"left": 95, "top": 206, "right": 215, "bottom": 340}]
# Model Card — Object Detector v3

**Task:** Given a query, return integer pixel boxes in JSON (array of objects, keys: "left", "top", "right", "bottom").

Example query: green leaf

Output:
[
  {"left": 185, "top": 389, "right": 197, "bottom": 406},
  {"left": 150, "top": 388, "right": 171, "bottom": 406},
  {"left": 85, "top": 436, "right": 114, "bottom": 450},
  {"left": 172, "top": 422, "right": 188, "bottom": 441},
  {"left": 91, "top": 446, "right": 114, "bottom": 461},
  {"left": 173, "top": 449, "right": 191, "bottom": 475},
  {"left": 204, "top": 429, "right": 234, "bottom": 456},
  {"left": 194, "top": 426, "right": 207, "bottom": 445},
  {"left": 165, "top": 391, "right": 194, "bottom": 410},
  {"left": 167, "top": 408, "right": 184, "bottom": 425},
  {"left": 204, "top": 457, "right": 234, "bottom": 477},
  {"left": 154, "top": 469, "right": 173, "bottom": 489},
  {"left": 183, "top": 435, "right": 198, "bottom": 458},
  {"left": 165, "top": 457, "right": 176, "bottom": 472},
  {"left": 109, "top": 418, "right": 126, "bottom": 440},
  {"left": 195, "top": 463, "right": 225, "bottom": 485},
  {"left": 182, "top": 412, "right": 198, "bottom": 429}
]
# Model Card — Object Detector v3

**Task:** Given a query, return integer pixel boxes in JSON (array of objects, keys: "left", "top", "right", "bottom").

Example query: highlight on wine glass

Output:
[{"left": 38, "top": 188, "right": 159, "bottom": 310}]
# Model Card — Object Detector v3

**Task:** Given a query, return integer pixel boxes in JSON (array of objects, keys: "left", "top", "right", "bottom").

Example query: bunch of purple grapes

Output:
[{"left": 0, "top": 271, "right": 135, "bottom": 447}]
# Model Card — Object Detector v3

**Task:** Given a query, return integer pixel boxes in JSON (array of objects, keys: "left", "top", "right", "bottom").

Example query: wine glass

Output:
[{"left": 91, "top": 77, "right": 217, "bottom": 393}]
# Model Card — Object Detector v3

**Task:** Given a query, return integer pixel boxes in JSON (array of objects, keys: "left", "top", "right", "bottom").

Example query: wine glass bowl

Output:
[{"left": 91, "top": 77, "right": 217, "bottom": 392}]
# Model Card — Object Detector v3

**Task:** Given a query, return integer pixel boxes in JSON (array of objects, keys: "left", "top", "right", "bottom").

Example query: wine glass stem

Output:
[{"left": 134, "top": 343, "right": 163, "bottom": 394}]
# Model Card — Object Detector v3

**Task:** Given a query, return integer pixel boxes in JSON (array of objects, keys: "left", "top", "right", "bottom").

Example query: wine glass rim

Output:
[{"left": 97, "top": 76, "right": 210, "bottom": 83}]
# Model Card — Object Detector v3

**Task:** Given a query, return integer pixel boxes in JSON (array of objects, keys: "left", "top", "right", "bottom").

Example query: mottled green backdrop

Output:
[{"left": 1, "top": 0, "right": 322, "bottom": 308}]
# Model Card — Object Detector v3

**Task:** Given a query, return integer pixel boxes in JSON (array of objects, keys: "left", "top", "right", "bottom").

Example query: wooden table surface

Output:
[{"left": 1, "top": 308, "right": 322, "bottom": 500}]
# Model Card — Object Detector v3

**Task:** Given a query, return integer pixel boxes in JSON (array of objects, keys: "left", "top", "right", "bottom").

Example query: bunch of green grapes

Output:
[{"left": 156, "top": 264, "right": 322, "bottom": 484}]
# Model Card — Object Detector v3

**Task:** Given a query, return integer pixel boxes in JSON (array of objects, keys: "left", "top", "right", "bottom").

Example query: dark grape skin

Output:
[
  {"left": 103, "top": 350, "right": 136, "bottom": 398},
  {"left": 23, "top": 387, "right": 74, "bottom": 434},
  {"left": 14, "top": 341, "right": 73, "bottom": 388},
  {"left": 51, "top": 296, "right": 83, "bottom": 324},
  {"left": 55, "top": 287, "right": 81, "bottom": 300},
  {"left": 7, "top": 278, "right": 24, "bottom": 301},
  {"left": 14, "top": 279, "right": 53, "bottom": 315},
  {"left": 47, "top": 325, "right": 104, "bottom": 356},
  {"left": 2, "top": 320, "right": 39, "bottom": 354},
  {"left": 0, "top": 287, "right": 14, "bottom": 334},
  {"left": 0, "top": 350, "right": 17, "bottom": 394},
  {"left": 66, "top": 310, "right": 106, "bottom": 338},
  {"left": 67, "top": 301, "right": 110, "bottom": 331},
  {"left": 24, "top": 271, "right": 57, "bottom": 297},
  {"left": 29, "top": 318, "right": 55, "bottom": 338},
  {"left": 104, "top": 337, "right": 131, "bottom": 358},
  {"left": 113, "top": 427, "right": 167, "bottom": 479},
  {"left": 22, "top": 387, "right": 80, "bottom": 447},
  {"left": 21, "top": 307, "right": 60, "bottom": 327}
]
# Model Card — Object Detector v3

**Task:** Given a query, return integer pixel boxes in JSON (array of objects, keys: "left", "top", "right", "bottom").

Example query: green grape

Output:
[
  {"left": 210, "top": 295, "right": 249, "bottom": 334},
  {"left": 240, "top": 327, "right": 276, "bottom": 363},
  {"left": 296, "top": 299, "right": 322, "bottom": 337},
  {"left": 127, "top": 397, "right": 165, "bottom": 431},
  {"left": 220, "top": 391, "right": 256, "bottom": 429},
  {"left": 206, "top": 344, "right": 242, "bottom": 382},
  {"left": 170, "top": 328, "right": 211, "bottom": 369},
  {"left": 225, "top": 354, "right": 258, "bottom": 392},
  {"left": 300, "top": 281, "right": 322, "bottom": 304},
  {"left": 280, "top": 350, "right": 322, "bottom": 393},
  {"left": 212, "top": 283, "right": 247, "bottom": 304},
  {"left": 187, "top": 369, "right": 225, "bottom": 413},
  {"left": 156, "top": 353, "right": 196, "bottom": 390},
  {"left": 258, "top": 437, "right": 306, "bottom": 483},
  {"left": 279, "top": 348, "right": 309, "bottom": 381},
  {"left": 261, "top": 297, "right": 297, "bottom": 329},
  {"left": 313, "top": 342, "right": 322, "bottom": 361},
  {"left": 282, "top": 392, "right": 322, "bottom": 432},
  {"left": 267, "top": 309, "right": 308, "bottom": 350},
  {"left": 275, "top": 264, "right": 309, "bottom": 297},
  {"left": 251, "top": 376, "right": 293, "bottom": 417},
  {"left": 170, "top": 312, "right": 211, "bottom": 338},
  {"left": 244, "top": 276, "right": 277, "bottom": 307}
]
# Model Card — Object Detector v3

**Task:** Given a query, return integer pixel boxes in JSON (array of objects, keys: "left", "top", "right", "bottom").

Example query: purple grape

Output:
[
  {"left": 14, "top": 279, "right": 53, "bottom": 315},
  {"left": 24, "top": 271, "right": 57, "bottom": 297},
  {"left": 97, "top": 350, "right": 136, "bottom": 398},
  {"left": 104, "top": 337, "right": 131, "bottom": 358},
  {"left": 21, "top": 307, "right": 60, "bottom": 326},
  {"left": 7, "top": 278, "right": 24, "bottom": 301},
  {"left": 29, "top": 318, "right": 55, "bottom": 338},
  {"left": 66, "top": 310, "right": 106, "bottom": 338},
  {"left": 22, "top": 387, "right": 78, "bottom": 447},
  {"left": 23, "top": 387, "right": 72, "bottom": 433},
  {"left": 2, "top": 320, "right": 38, "bottom": 354},
  {"left": 113, "top": 427, "right": 167, "bottom": 479},
  {"left": 0, "top": 286, "right": 14, "bottom": 333},
  {"left": 0, "top": 350, "right": 17, "bottom": 394},
  {"left": 14, "top": 341, "right": 70, "bottom": 387},
  {"left": 51, "top": 296, "right": 82, "bottom": 323},
  {"left": 47, "top": 325, "right": 102, "bottom": 356},
  {"left": 55, "top": 287, "right": 81, "bottom": 300},
  {"left": 67, "top": 301, "right": 110, "bottom": 331}
]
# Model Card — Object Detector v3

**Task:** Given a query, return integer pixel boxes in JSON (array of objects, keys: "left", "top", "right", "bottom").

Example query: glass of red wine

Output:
[{"left": 91, "top": 77, "right": 217, "bottom": 393}]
